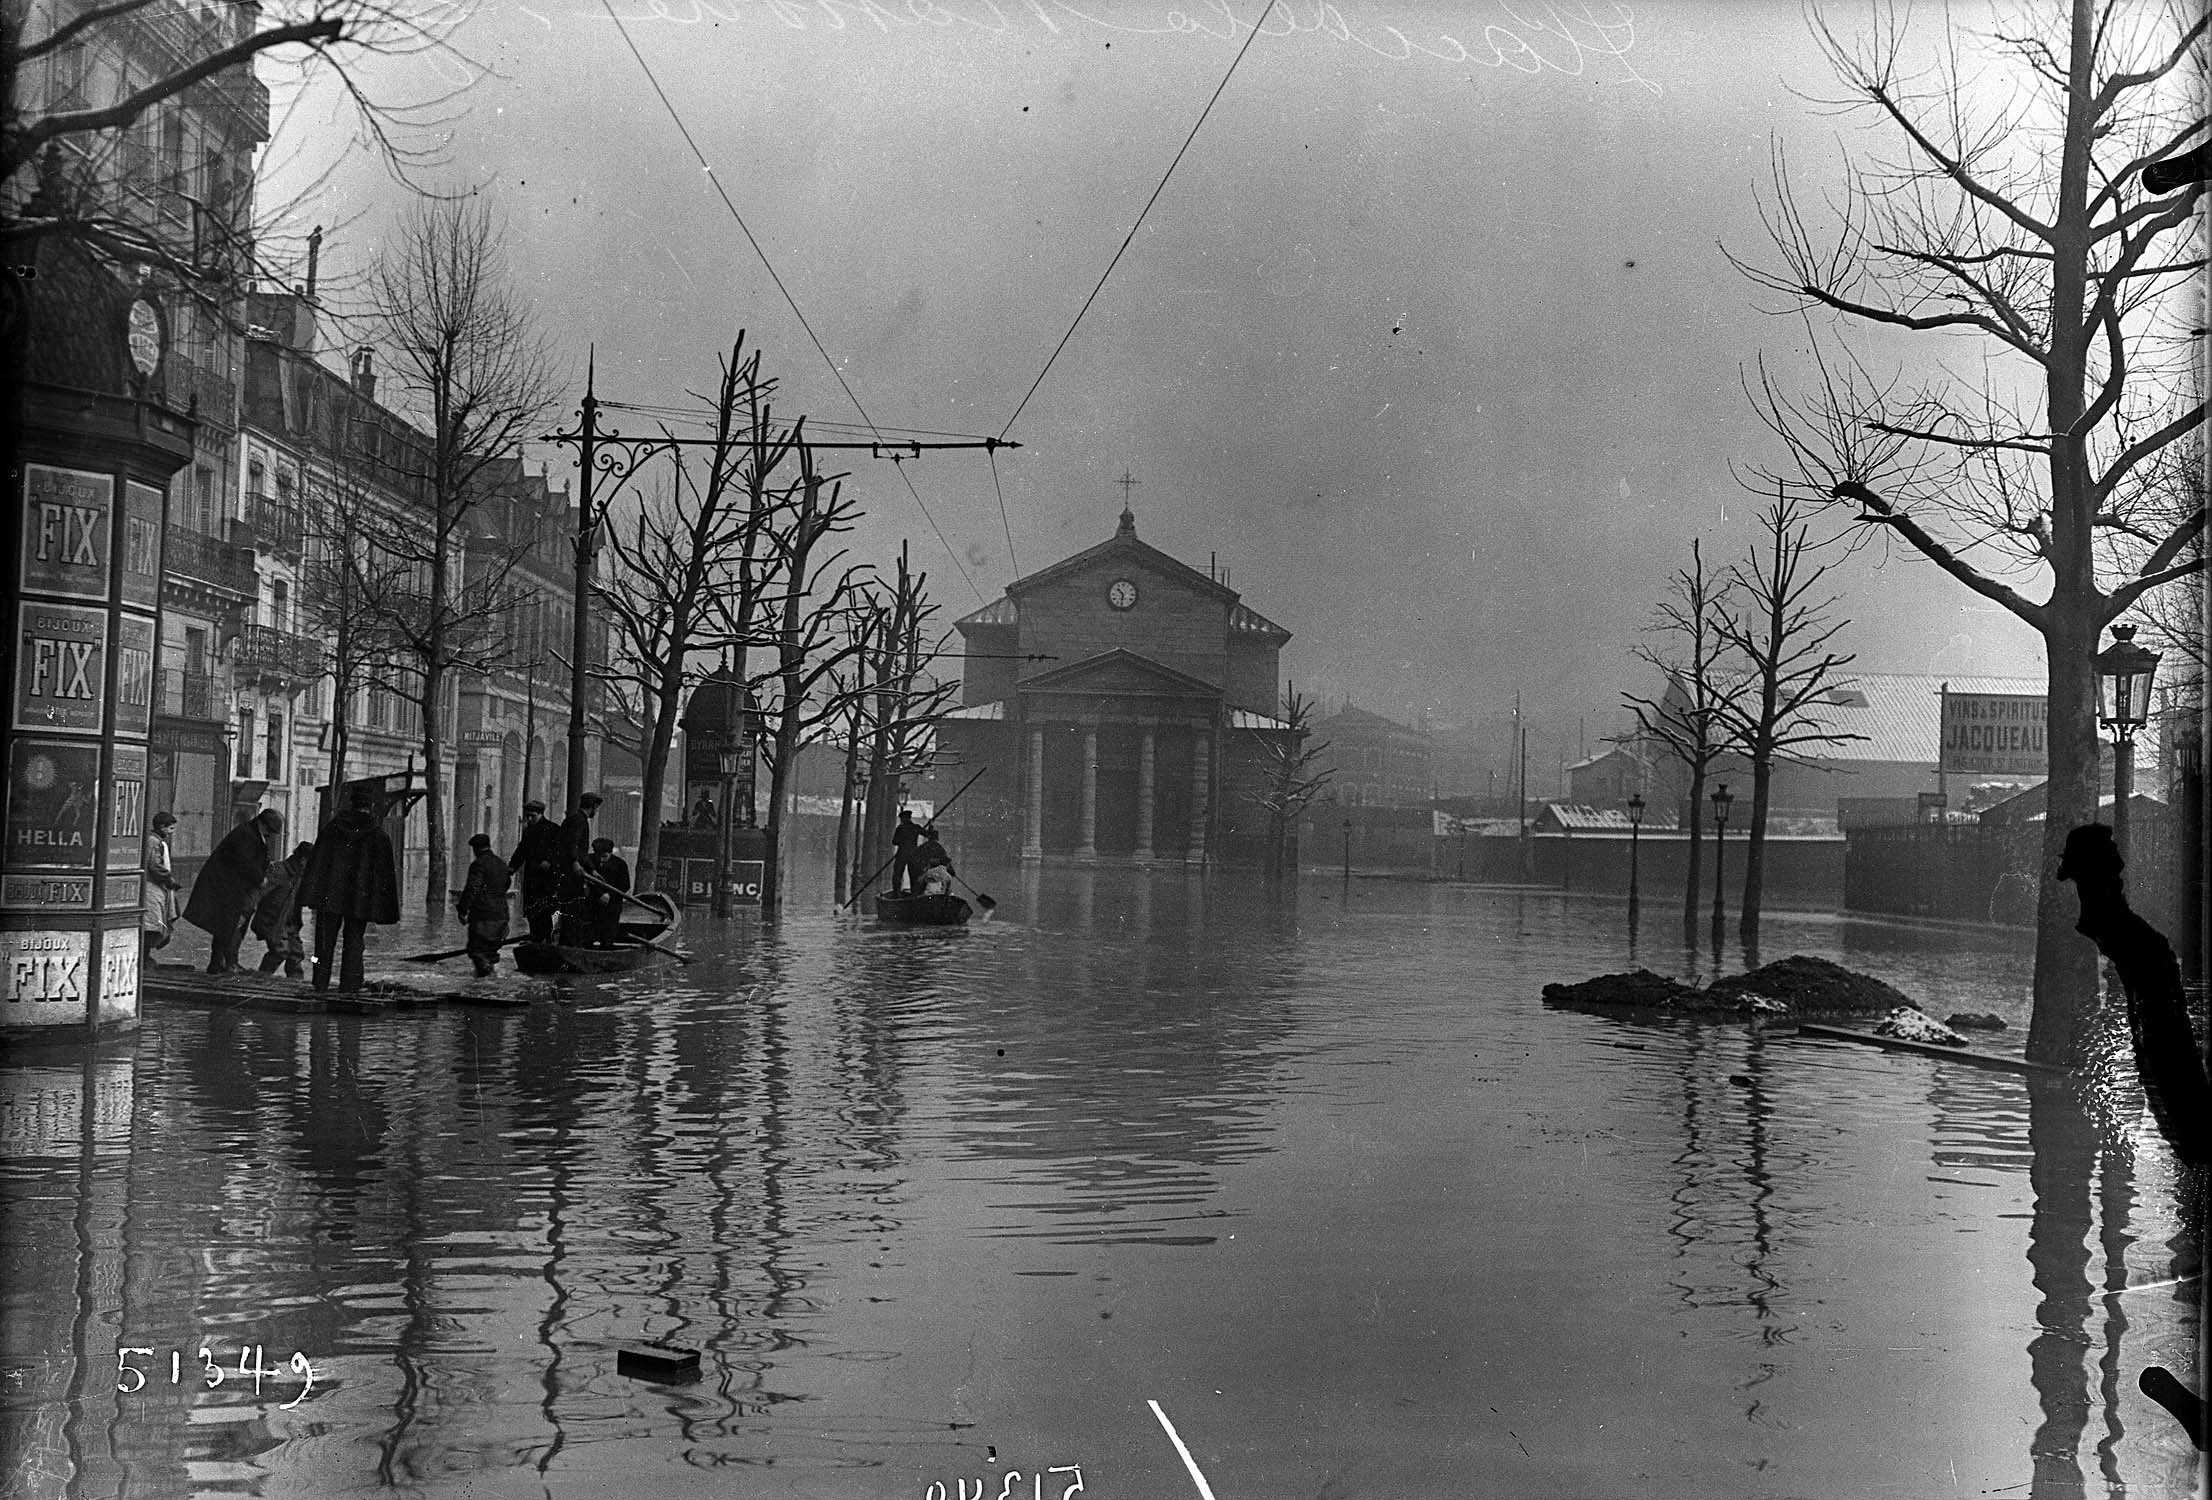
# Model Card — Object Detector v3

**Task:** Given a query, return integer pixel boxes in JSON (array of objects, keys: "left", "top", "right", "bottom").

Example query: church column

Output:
[
  {"left": 1133, "top": 729, "right": 1156, "bottom": 862},
  {"left": 1022, "top": 726, "right": 1045, "bottom": 860},
  {"left": 1076, "top": 726, "right": 1099, "bottom": 859},
  {"left": 1186, "top": 729, "right": 1211, "bottom": 866}
]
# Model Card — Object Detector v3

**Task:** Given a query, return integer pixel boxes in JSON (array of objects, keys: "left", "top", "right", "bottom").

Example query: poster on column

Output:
[
  {"left": 106, "top": 744, "right": 146, "bottom": 871},
  {"left": 114, "top": 614, "right": 155, "bottom": 738},
  {"left": 18, "top": 466, "right": 114, "bottom": 603},
  {"left": 0, "top": 929, "right": 92, "bottom": 1027},
  {"left": 14, "top": 603, "right": 108, "bottom": 736},
  {"left": 4, "top": 739, "right": 101, "bottom": 875},
  {"left": 120, "top": 481, "right": 166, "bottom": 611}
]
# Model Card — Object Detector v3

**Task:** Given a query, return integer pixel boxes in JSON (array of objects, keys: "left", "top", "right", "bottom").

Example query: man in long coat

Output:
[
  {"left": 184, "top": 808, "right": 284, "bottom": 974},
  {"left": 557, "top": 792, "right": 603, "bottom": 945},
  {"left": 295, "top": 788, "right": 401, "bottom": 993},
  {"left": 456, "top": 832, "right": 512, "bottom": 976},
  {"left": 509, "top": 799, "right": 566, "bottom": 943}
]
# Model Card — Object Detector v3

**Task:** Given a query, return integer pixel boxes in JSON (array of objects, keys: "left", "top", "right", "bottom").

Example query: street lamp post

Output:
[
  {"left": 713, "top": 743, "right": 744, "bottom": 918},
  {"left": 2095, "top": 624, "right": 2162, "bottom": 865},
  {"left": 1342, "top": 815, "right": 1352, "bottom": 884},
  {"left": 1709, "top": 783, "right": 1733, "bottom": 948},
  {"left": 1626, "top": 792, "right": 1645, "bottom": 926}
]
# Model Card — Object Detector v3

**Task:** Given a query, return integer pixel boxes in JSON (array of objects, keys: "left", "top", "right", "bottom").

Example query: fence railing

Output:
[
  {"left": 164, "top": 525, "right": 255, "bottom": 593},
  {"left": 234, "top": 624, "right": 321, "bottom": 681}
]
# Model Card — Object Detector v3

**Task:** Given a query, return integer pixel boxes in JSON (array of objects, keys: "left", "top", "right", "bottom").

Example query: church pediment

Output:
[{"left": 1018, "top": 649, "right": 1221, "bottom": 699}]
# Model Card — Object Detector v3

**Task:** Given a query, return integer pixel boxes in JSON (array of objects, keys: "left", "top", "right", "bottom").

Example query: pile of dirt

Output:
[
  {"left": 1539, "top": 969, "right": 1700, "bottom": 1010},
  {"left": 1542, "top": 954, "right": 1922, "bottom": 1022},
  {"left": 1702, "top": 956, "right": 1918, "bottom": 1018}
]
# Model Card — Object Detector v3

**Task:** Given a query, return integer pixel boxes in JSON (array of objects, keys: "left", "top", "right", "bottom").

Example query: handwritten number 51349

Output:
[{"left": 116, "top": 1347, "right": 318, "bottom": 1409}]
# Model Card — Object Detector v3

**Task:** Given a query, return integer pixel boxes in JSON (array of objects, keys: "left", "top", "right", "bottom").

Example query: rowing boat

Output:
[
  {"left": 513, "top": 893, "right": 683, "bottom": 973},
  {"left": 875, "top": 892, "right": 973, "bottom": 926}
]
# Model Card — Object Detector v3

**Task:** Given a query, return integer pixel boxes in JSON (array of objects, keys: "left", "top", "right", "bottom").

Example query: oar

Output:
[
  {"left": 405, "top": 934, "right": 530, "bottom": 964},
  {"left": 575, "top": 869, "right": 693, "bottom": 964},
  {"left": 948, "top": 871, "right": 997, "bottom": 914},
  {"left": 838, "top": 766, "right": 989, "bottom": 910}
]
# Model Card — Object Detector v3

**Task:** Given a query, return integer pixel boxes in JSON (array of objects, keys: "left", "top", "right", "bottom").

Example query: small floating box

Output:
[{"left": 617, "top": 1343, "right": 701, "bottom": 1383}]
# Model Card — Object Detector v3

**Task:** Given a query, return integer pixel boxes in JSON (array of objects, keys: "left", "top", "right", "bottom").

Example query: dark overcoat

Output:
[
  {"left": 183, "top": 820, "right": 273, "bottom": 933},
  {"left": 510, "top": 818, "right": 568, "bottom": 901},
  {"left": 459, "top": 849, "right": 513, "bottom": 920},
  {"left": 251, "top": 844, "right": 313, "bottom": 942},
  {"left": 295, "top": 810, "right": 402, "bottom": 923}
]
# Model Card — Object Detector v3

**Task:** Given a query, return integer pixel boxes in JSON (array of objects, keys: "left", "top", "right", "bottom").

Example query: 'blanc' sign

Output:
[{"left": 1941, "top": 691, "right": 2048, "bottom": 777}]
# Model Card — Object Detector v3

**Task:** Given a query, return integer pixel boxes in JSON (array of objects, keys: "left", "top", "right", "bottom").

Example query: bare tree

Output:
[
  {"left": 367, "top": 198, "right": 558, "bottom": 912},
  {"left": 296, "top": 436, "right": 409, "bottom": 791},
  {"left": 4, "top": 0, "right": 463, "bottom": 314},
  {"left": 591, "top": 335, "right": 788, "bottom": 887},
  {"left": 752, "top": 442, "right": 873, "bottom": 915},
  {"left": 1733, "top": 1, "right": 2206, "bottom": 1062},
  {"left": 1245, "top": 686, "right": 1334, "bottom": 883},
  {"left": 1712, "top": 493, "right": 1865, "bottom": 950},
  {"left": 1624, "top": 538, "right": 1743, "bottom": 940}
]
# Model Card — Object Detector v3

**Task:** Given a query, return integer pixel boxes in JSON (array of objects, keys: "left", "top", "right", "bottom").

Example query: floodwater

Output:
[{"left": 1, "top": 865, "right": 2202, "bottom": 1499}]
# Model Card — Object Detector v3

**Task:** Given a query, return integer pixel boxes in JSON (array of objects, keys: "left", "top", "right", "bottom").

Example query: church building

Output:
[{"left": 930, "top": 507, "right": 1294, "bottom": 867}]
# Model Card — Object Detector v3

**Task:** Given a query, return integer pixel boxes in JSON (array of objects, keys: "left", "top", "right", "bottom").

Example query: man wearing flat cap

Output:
[
  {"left": 184, "top": 807, "right": 284, "bottom": 973},
  {"left": 509, "top": 798, "right": 566, "bottom": 944},
  {"left": 582, "top": 836, "right": 631, "bottom": 947},
  {"left": 456, "top": 832, "right": 513, "bottom": 976},
  {"left": 558, "top": 792, "right": 604, "bottom": 945}
]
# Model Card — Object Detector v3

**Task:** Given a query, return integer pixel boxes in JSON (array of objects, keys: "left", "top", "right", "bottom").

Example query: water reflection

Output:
[{"left": 0, "top": 870, "right": 2200, "bottom": 1498}]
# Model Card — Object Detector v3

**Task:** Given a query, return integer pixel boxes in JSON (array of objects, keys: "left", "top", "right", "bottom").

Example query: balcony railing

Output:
[
  {"left": 158, "top": 667, "right": 222, "bottom": 722},
  {"left": 240, "top": 498, "right": 303, "bottom": 554},
  {"left": 164, "top": 525, "right": 256, "bottom": 594},
  {"left": 234, "top": 624, "right": 322, "bottom": 683}
]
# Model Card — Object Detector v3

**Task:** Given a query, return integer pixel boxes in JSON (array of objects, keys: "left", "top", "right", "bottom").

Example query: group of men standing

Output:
[
  {"left": 147, "top": 787, "right": 402, "bottom": 993},
  {"left": 147, "top": 787, "right": 631, "bottom": 989}
]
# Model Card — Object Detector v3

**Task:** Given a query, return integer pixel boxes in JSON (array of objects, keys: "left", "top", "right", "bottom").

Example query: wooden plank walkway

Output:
[
  {"left": 1792, "top": 1022, "right": 2064, "bottom": 1075},
  {"left": 142, "top": 965, "right": 530, "bottom": 1014}
]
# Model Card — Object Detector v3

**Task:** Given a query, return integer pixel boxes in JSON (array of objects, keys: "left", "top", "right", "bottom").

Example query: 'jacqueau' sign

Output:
[{"left": 1940, "top": 691, "right": 2048, "bottom": 777}]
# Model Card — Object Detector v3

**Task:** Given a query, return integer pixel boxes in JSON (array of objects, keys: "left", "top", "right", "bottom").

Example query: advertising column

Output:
[{"left": 3, "top": 462, "right": 166, "bottom": 1041}]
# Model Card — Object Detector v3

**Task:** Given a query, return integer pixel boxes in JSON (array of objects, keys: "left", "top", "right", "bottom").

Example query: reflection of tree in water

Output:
[
  {"left": 874, "top": 873, "right": 1311, "bottom": 1246},
  {"left": 1661, "top": 1025, "right": 1805, "bottom": 1432}
]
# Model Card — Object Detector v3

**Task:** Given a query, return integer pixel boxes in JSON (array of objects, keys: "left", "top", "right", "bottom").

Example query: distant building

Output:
[
  {"left": 1311, "top": 705, "right": 1432, "bottom": 808},
  {"left": 929, "top": 507, "right": 1293, "bottom": 866},
  {"left": 1650, "top": 671, "right": 2048, "bottom": 827}
]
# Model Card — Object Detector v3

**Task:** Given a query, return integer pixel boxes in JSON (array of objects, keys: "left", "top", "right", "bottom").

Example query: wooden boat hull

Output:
[
  {"left": 513, "top": 895, "right": 682, "bottom": 974},
  {"left": 875, "top": 892, "right": 972, "bottom": 926},
  {"left": 512, "top": 938, "right": 668, "bottom": 974}
]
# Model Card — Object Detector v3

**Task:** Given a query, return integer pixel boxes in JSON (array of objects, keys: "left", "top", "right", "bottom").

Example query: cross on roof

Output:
[{"left": 1114, "top": 469, "right": 1141, "bottom": 500}]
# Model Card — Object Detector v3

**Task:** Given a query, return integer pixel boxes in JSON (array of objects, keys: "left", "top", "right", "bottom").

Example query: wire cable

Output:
[
  {"left": 996, "top": 0, "right": 1278, "bottom": 443},
  {"left": 988, "top": 447, "right": 1021, "bottom": 580},
  {"left": 598, "top": 0, "right": 984, "bottom": 601}
]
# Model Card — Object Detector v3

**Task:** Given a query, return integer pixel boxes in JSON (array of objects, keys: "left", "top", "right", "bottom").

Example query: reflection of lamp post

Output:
[
  {"left": 1710, "top": 783, "right": 1733, "bottom": 944},
  {"left": 2095, "top": 624, "right": 2161, "bottom": 864},
  {"left": 1626, "top": 792, "right": 1645, "bottom": 925}
]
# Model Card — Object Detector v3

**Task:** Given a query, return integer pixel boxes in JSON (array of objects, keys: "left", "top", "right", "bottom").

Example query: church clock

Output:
[{"left": 1107, "top": 578, "right": 1138, "bottom": 611}]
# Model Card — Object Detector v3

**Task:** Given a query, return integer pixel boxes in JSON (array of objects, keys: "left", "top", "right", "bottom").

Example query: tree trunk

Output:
[
  {"left": 636, "top": 676, "right": 681, "bottom": 892},
  {"left": 421, "top": 656, "right": 446, "bottom": 922},
  {"left": 833, "top": 726, "right": 860, "bottom": 906},
  {"left": 1741, "top": 753, "right": 1773, "bottom": 948},
  {"left": 2028, "top": 607, "right": 2105, "bottom": 1063},
  {"left": 1682, "top": 765, "right": 1706, "bottom": 938}
]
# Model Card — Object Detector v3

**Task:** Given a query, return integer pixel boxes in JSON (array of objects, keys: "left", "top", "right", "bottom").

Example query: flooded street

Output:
[{"left": 3, "top": 865, "right": 2200, "bottom": 1499}]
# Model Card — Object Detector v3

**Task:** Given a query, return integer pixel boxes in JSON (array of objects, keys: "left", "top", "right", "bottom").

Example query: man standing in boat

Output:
[
  {"left": 457, "top": 832, "right": 512, "bottom": 976},
  {"left": 558, "top": 792, "right": 604, "bottom": 945},
  {"left": 510, "top": 799, "right": 566, "bottom": 944},
  {"left": 296, "top": 787, "right": 401, "bottom": 993},
  {"left": 890, "top": 808, "right": 923, "bottom": 893},
  {"left": 582, "top": 836, "right": 631, "bottom": 947}
]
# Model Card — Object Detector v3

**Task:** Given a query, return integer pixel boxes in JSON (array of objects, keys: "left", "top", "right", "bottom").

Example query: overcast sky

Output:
[{"left": 275, "top": 0, "right": 2051, "bottom": 747}]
